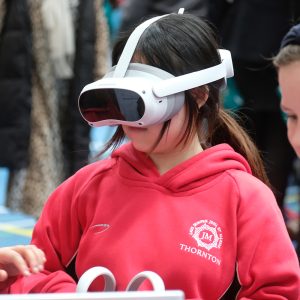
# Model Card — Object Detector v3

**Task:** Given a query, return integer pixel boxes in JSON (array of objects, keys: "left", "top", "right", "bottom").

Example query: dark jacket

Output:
[
  {"left": 64, "top": 0, "right": 97, "bottom": 176},
  {"left": 0, "top": 0, "right": 32, "bottom": 169},
  {"left": 208, "top": 0, "right": 300, "bottom": 62},
  {"left": 119, "top": 0, "right": 208, "bottom": 33}
]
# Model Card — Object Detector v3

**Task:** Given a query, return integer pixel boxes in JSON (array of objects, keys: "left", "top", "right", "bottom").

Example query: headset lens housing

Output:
[{"left": 79, "top": 88, "right": 145, "bottom": 123}]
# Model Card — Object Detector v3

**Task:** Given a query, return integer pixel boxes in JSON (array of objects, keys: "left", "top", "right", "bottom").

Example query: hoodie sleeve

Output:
[
  {"left": 1, "top": 271, "right": 76, "bottom": 294},
  {"left": 234, "top": 173, "right": 300, "bottom": 299},
  {"left": 3, "top": 173, "right": 83, "bottom": 293}
]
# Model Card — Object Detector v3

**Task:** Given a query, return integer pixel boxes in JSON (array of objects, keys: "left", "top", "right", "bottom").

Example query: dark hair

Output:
[{"left": 102, "top": 13, "right": 269, "bottom": 185}]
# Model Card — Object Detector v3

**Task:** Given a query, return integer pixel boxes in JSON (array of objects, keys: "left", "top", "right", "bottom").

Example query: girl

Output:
[{"left": 2, "top": 13, "right": 299, "bottom": 299}]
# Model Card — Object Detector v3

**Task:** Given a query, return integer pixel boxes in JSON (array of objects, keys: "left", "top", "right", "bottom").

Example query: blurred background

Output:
[{"left": 0, "top": 0, "right": 299, "bottom": 259}]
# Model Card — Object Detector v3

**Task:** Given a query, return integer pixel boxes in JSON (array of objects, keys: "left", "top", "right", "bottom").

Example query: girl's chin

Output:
[{"left": 131, "top": 142, "right": 152, "bottom": 153}]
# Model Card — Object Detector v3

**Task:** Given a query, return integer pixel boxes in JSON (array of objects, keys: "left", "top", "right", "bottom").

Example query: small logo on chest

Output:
[{"left": 189, "top": 219, "right": 223, "bottom": 251}]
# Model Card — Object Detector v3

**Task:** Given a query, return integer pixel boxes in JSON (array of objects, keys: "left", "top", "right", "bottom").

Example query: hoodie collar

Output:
[{"left": 112, "top": 142, "right": 252, "bottom": 192}]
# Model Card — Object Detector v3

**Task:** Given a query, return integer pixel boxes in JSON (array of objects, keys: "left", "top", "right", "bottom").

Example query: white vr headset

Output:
[{"left": 78, "top": 10, "right": 234, "bottom": 128}]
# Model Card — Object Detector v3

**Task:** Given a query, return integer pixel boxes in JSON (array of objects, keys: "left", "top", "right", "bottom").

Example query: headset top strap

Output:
[
  {"left": 113, "top": 15, "right": 167, "bottom": 78},
  {"left": 113, "top": 8, "right": 185, "bottom": 78}
]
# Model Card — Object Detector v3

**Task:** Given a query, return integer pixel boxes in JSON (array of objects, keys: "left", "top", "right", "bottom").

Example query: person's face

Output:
[
  {"left": 279, "top": 61, "right": 300, "bottom": 156},
  {"left": 122, "top": 103, "right": 189, "bottom": 154}
]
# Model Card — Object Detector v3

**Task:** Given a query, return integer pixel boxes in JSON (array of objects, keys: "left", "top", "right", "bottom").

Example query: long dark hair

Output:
[{"left": 102, "top": 13, "right": 269, "bottom": 185}]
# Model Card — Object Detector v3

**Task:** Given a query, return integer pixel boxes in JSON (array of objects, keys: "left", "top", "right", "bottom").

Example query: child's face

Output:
[
  {"left": 122, "top": 103, "right": 189, "bottom": 154},
  {"left": 279, "top": 61, "right": 300, "bottom": 157}
]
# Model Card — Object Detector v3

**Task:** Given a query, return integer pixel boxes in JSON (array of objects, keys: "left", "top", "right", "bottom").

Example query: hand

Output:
[{"left": 0, "top": 245, "right": 46, "bottom": 282}]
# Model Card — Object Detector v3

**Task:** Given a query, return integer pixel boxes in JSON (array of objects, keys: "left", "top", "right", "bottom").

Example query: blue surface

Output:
[
  {"left": 0, "top": 167, "right": 9, "bottom": 207},
  {"left": 0, "top": 209, "right": 35, "bottom": 246},
  {"left": 0, "top": 167, "right": 35, "bottom": 246}
]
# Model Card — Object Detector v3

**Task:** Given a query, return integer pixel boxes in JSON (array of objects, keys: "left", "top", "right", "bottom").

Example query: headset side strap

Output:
[
  {"left": 153, "top": 62, "right": 227, "bottom": 97},
  {"left": 153, "top": 49, "right": 234, "bottom": 97}
]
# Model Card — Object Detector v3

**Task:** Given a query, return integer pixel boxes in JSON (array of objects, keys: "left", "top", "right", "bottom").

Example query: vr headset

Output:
[{"left": 78, "top": 10, "right": 234, "bottom": 128}]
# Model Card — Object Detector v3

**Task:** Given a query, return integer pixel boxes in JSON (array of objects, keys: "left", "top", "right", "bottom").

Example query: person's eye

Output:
[{"left": 286, "top": 114, "right": 297, "bottom": 121}]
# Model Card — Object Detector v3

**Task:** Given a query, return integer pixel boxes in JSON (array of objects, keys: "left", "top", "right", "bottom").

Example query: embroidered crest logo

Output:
[{"left": 189, "top": 220, "right": 223, "bottom": 251}]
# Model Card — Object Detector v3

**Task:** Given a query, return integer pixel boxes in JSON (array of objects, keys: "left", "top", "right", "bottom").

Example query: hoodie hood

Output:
[{"left": 111, "top": 143, "right": 252, "bottom": 192}]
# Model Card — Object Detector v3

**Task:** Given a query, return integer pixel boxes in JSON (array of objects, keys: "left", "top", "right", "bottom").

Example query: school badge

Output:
[{"left": 189, "top": 219, "right": 223, "bottom": 251}]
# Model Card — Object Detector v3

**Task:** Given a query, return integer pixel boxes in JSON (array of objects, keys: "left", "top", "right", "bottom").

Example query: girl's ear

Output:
[{"left": 190, "top": 86, "right": 209, "bottom": 108}]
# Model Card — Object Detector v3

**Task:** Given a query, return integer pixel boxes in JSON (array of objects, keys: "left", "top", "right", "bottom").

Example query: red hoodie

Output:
[{"left": 2, "top": 143, "right": 299, "bottom": 298}]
